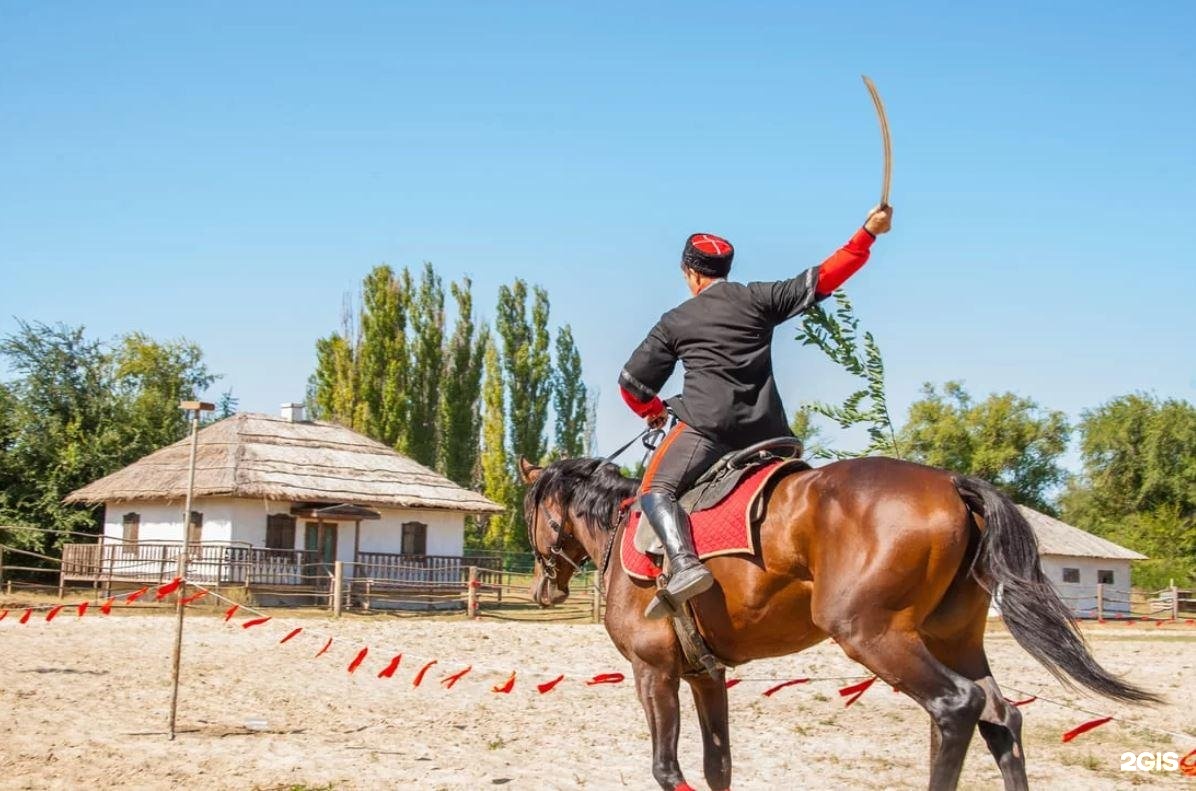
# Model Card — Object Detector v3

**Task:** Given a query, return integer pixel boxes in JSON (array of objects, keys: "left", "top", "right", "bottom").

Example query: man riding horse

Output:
[{"left": 619, "top": 206, "right": 894, "bottom": 619}]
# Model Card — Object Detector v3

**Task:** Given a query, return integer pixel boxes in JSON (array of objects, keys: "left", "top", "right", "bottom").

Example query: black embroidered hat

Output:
[{"left": 681, "top": 233, "right": 734, "bottom": 277}]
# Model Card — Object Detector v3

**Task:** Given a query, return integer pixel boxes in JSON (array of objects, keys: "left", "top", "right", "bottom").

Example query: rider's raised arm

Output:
[
  {"left": 747, "top": 226, "right": 876, "bottom": 324},
  {"left": 619, "top": 322, "right": 677, "bottom": 418}
]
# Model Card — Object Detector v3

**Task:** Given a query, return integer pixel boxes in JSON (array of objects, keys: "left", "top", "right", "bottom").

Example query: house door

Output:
[{"left": 304, "top": 522, "right": 337, "bottom": 576}]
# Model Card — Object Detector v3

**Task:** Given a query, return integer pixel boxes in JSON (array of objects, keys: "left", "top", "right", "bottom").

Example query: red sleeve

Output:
[
  {"left": 815, "top": 227, "right": 875, "bottom": 297},
  {"left": 620, "top": 386, "right": 665, "bottom": 418}
]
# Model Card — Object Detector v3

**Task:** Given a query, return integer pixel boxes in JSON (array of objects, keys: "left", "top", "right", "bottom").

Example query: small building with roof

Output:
[
  {"left": 1016, "top": 506, "right": 1146, "bottom": 617},
  {"left": 61, "top": 404, "right": 503, "bottom": 601}
]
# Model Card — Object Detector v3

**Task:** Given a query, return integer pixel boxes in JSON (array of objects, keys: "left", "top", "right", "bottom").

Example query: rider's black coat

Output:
[{"left": 619, "top": 267, "right": 822, "bottom": 447}]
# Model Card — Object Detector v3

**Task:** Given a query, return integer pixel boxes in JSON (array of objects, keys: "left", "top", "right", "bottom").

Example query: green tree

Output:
[
  {"left": 1061, "top": 394, "right": 1196, "bottom": 586},
  {"left": 496, "top": 280, "right": 553, "bottom": 549},
  {"left": 551, "top": 325, "right": 587, "bottom": 459},
  {"left": 114, "top": 332, "right": 214, "bottom": 449},
  {"left": 357, "top": 265, "right": 410, "bottom": 446},
  {"left": 789, "top": 407, "right": 828, "bottom": 458},
  {"left": 899, "top": 381, "right": 1070, "bottom": 513},
  {"left": 794, "top": 291, "right": 900, "bottom": 458},
  {"left": 312, "top": 332, "right": 359, "bottom": 427},
  {"left": 478, "top": 338, "right": 516, "bottom": 551},
  {"left": 438, "top": 277, "right": 488, "bottom": 487},
  {"left": 403, "top": 263, "right": 445, "bottom": 467}
]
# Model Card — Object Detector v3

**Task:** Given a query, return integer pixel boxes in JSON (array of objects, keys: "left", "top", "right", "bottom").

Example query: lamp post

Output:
[{"left": 169, "top": 400, "right": 214, "bottom": 740}]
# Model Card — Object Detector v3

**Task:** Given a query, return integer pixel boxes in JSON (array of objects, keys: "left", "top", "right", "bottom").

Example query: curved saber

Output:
[{"left": 861, "top": 75, "right": 891, "bottom": 207}]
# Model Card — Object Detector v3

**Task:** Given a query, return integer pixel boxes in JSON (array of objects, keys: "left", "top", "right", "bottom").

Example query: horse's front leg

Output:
[
  {"left": 687, "top": 669, "right": 732, "bottom": 791},
  {"left": 633, "top": 658, "right": 691, "bottom": 791}
]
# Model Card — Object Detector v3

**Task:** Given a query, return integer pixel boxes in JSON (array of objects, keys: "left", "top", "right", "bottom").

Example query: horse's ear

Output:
[{"left": 518, "top": 457, "right": 542, "bottom": 484}]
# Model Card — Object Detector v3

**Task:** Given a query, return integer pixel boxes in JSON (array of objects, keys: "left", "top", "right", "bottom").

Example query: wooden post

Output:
[
  {"left": 364, "top": 578, "right": 372, "bottom": 611},
  {"left": 1172, "top": 583, "right": 1180, "bottom": 622},
  {"left": 167, "top": 552, "right": 188, "bottom": 740},
  {"left": 592, "top": 571, "right": 602, "bottom": 623},
  {"left": 332, "top": 560, "right": 343, "bottom": 618},
  {"left": 1096, "top": 583, "right": 1104, "bottom": 623},
  {"left": 467, "top": 566, "right": 479, "bottom": 618}
]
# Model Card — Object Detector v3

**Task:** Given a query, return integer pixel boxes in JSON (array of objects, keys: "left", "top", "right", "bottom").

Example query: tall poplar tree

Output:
[
  {"left": 551, "top": 325, "right": 587, "bottom": 459},
  {"left": 358, "top": 265, "right": 411, "bottom": 448},
  {"left": 403, "top": 263, "right": 445, "bottom": 467},
  {"left": 438, "top": 277, "right": 487, "bottom": 487},
  {"left": 479, "top": 338, "right": 515, "bottom": 551}
]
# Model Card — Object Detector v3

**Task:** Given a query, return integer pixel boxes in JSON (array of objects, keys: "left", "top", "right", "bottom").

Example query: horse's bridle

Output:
[{"left": 528, "top": 502, "right": 621, "bottom": 585}]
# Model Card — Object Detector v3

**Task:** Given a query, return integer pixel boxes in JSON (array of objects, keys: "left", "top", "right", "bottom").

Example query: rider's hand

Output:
[
  {"left": 647, "top": 410, "right": 667, "bottom": 430},
  {"left": 864, "top": 204, "right": 893, "bottom": 235}
]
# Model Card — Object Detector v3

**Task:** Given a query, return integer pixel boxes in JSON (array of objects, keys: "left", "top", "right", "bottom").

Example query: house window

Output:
[
  {"left": 401, "top": 521, "right": 427, "bottom": 556},
  {"left": 1097, "top": 569, "right": 1115, "bottom": 585},
  {"left": 1062, "top": 568, "right": 1080, "bottom": 583},
  {"left": 188, "top": 511, "right": 203, "bottom": 549},
  {"left": 266, "top": 514, "right": 296, "bottom": 550},
  {"left": 121, "top": 513, "right": 140, "bottom": 555}
]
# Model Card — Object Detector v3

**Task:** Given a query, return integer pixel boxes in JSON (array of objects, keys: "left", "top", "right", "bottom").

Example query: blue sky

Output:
[{"left": 2, "top": 2, "right": 1193, "bottom": 465}]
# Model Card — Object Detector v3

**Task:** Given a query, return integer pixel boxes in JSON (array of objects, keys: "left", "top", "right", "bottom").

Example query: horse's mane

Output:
[{"left": 526, "top": 457, "right": 641, "bottom": 531}]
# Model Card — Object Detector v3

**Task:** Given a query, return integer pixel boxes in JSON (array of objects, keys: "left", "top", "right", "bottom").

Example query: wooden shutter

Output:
[
  {"left": 401, "top": 522, "right": 428, "bottom": 556},
  {"left": 122, "top": 513, "right": 140, "bottom": 555},
  {"left": 188, "top": 511, "right": 203, "bottom": 548},
  {"left": 266, "top": 514, "right": 296, "bottom": 550}
]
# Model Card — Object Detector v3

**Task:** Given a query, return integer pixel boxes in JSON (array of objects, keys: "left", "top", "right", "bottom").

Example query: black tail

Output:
[{"left": 954, "top": 475, "right": 1160, "bottom": 704}]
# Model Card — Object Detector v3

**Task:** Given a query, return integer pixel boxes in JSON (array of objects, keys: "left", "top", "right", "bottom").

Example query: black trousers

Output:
[{"left": 642, "top": 423, "right": 729, "bottom": 498}]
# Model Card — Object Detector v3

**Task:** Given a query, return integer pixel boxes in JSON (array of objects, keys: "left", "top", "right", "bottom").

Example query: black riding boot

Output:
[{"left": 640, "top": 491, "right": 714, "bottom": 620}]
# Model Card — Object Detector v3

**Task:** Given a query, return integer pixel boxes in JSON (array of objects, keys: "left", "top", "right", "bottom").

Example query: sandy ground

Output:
[{"left": 0, "top": 607, "right": 1193, "bottom": 790}]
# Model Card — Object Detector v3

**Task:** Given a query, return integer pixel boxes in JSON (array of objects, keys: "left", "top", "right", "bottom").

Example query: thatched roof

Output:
[
  {"left": 1017, "top": 506, "right": 1147, "bottom": 560},
  {"left": 66, "top": 413, "right": 503, "bottom": 515}
]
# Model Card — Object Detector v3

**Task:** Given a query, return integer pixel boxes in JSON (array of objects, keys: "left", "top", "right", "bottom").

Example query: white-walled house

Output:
[
  {"left": 1015, "top": 506, "right": 1146, "bottom": 617},
  {"left": 62, "top": 405, "right": 502, "bottom": 595}
]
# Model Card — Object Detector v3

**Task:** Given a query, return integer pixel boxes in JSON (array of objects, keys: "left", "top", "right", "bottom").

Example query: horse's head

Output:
[{"left": 519, "top": 458, "right": 589, "bottom": 607}]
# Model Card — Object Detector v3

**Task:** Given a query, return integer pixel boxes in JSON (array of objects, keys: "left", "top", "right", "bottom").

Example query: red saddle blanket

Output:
[{"left": 621, "top": 460, "right": 791, "bottom": 582}]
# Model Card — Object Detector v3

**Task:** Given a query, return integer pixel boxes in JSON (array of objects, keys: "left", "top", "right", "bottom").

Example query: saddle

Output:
[{"left": 632, "top": 436, "right": 808, "bottom": 557}]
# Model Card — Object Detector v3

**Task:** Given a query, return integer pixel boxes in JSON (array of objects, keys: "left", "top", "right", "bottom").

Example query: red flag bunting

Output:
[
  {"left": 586, "top": 673, "right": 625, "bottom": 686},
  {"left": 223, "top": 604, "right": 241, "bottom": 622},
  {"left": 314, "top": 637, "right": 333, "bottom": 658},
  {"left": 492, "top": 672, "right": 516, "bottom": 694},
  {"left": 412, "top": 660, "right": 438, "bottom": 687},
  {"left": 441, "top": 665, "right": 472, "bottom": 689},
  {"left": 839, "top": 676, "right": 877, "bottom": 707},
  {"left": 1005, "top": 695, "right": 1037, "bottom": 707},
  {"left": 279, "top": 627, "right": 303, "bottom": 644},
  {"left": 242, "top": 617, "right": 271, "bottom": 629},
  {"left": 180, "top": 591, "right": 207, "bottom": 606},
  {"left": 1061, "top": 716, "right": 1113, "bottom": 742},
  {"left": 19, "top": 608, "right": 32, "bottom": 624},
  {"left": 126, "top": 586, "right": 150, "bottom": 604},
  {"left": 155, "top": 578, "right": 182, "bottom": 601},
  {"left": 537, "top": 675, "right": 565, "bottom": 694},
  {"left": 45, "top": 605, "right": 65, "bottom": 622},
  {"left": 378, "top": 654, "right": 403, "bottom": 679},
  {"left": 762, "top": 678, "right": 810, "bottom": 697},
  {"left": 725, "top": 679, "right": 741, "bottom": 689},
  {"left": 347, "top": 647, "right": 369, "bottom": 674},
  {"left": 101, "top": 598, "right": 115, "bottom": 615},
  {"left": 77, "top": 601, "right": 89, "bottom": 618},
  {"left": 0, "top": 610, "right": 7, "bottom": 622}
]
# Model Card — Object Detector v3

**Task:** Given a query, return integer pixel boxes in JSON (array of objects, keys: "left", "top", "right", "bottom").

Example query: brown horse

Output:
[{"left": 519, "top": 455, "right": 1157, "bottom": 791}]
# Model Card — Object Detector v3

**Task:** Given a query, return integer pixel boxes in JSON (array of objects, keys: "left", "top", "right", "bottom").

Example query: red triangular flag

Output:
[
  {"left": 19, "top": 608, "right": 32, "bottom": 624},
  {"left": 1061, "top": 716, "right": 1113, "bottom": 742},
  {"left": 347, "top": 647, "right": 369, "bottom": 674},
  {"left": 180, "top": 590, "right": 207, "bottom": 606},
  {"left": 492, "top": 672, "right": 516, "bottom": 694},
  {"left": 377, "top": 654, "right": 403, "bottom": 679},
  {"left": 45, "top": 605, "right": 65, "bottom": 622},
  {"left": 725, "top": 678, "right": 741, "bottom": 689},
  {"left": 126, "top": 586, "right": 150, "bottom": 604},
  {"left": 1005, "top": 695, "right": 1036, "bottom": 707},
  {"left": 77, "top": 601, "right": 89, "bottom": 618},
  {"left": 412, "top": 660, "right": 438, "bottom": 687},
  {"left": 586, "top": 673, "right": 625, "bottom": 686},
  {"left": 0, "top": 610, "right": 8, "bottom": 622},
  {"left": 537, "top": 674, "right": 565, "bottom": 694},
  {"left": 154, "top": 578, "right": 182, "bottom": 601},
  {"left": 101, "top": 597, "right": 115, "bottom": 615},
  {"left": 314, "top": 637, "right": 333, "bottom": 658},
  {"left": 223, "top": 604, "right": 241, "bottom": 622},
  {"left": 763, "top": 678, "right": 809, "bottom": 697},
  {"left": 241, "top": 617, "right": 271, "bottom": 629},
  {"left": 279, "top": 627, "right": 303, "bottom": 644},
  {"left": 839, "top": 676, "right": 877, "bottom": 707},
  {"left": 441, "top": 665, "right": 472, "bottom": 689}
]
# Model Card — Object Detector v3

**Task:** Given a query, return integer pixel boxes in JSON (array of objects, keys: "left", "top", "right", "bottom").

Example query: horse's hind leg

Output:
[
  {"left": 975, "top": 674, "right": 1028, "bottom": 791},
  {"left": 832, "top": 620, "right": 985, "bottom": 791},
  {"left": 686, "top": 669, "right": 732, "bottom": 791},
  {"left": 632, "top": 658, "right": 691, "bottom": 791}
]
